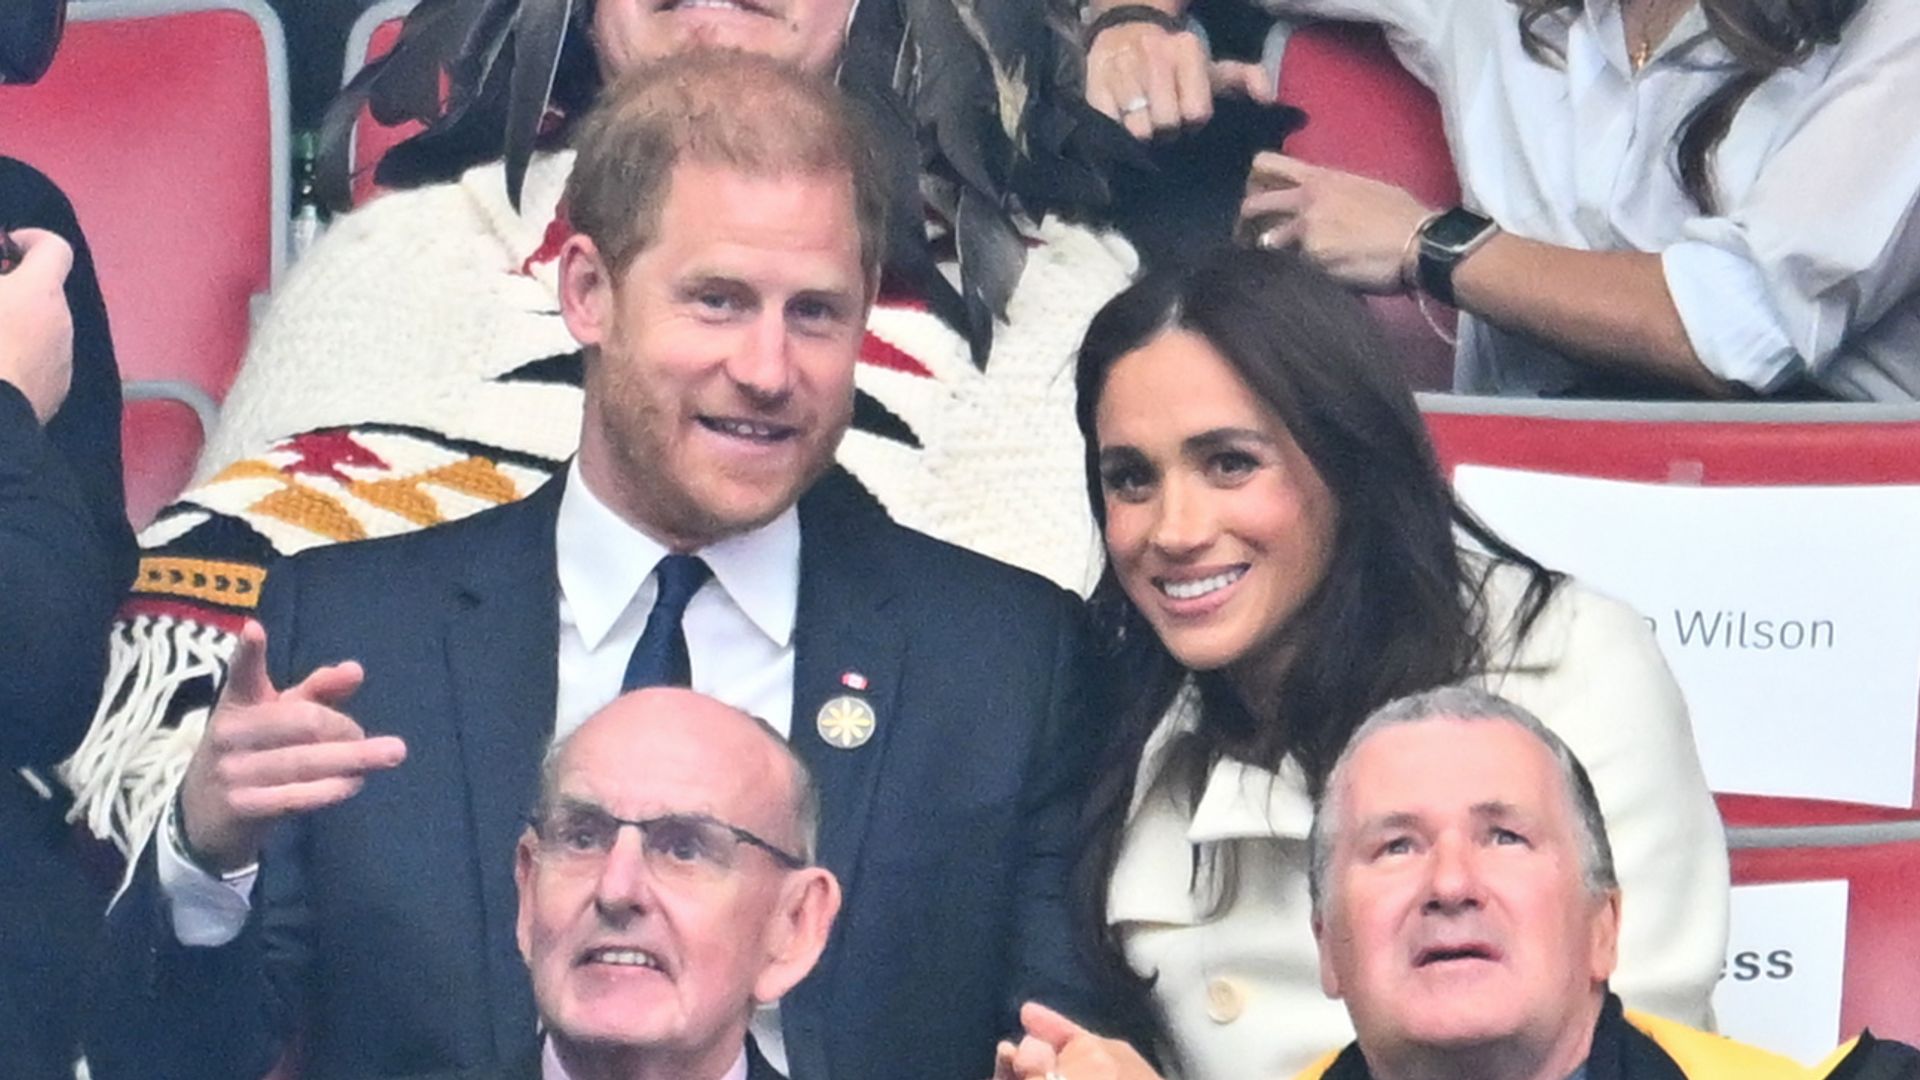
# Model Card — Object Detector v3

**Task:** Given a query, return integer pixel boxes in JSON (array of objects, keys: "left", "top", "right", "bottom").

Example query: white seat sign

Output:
[
  {"left": 1714, "top": 880, "right": 1849, "bottom": 1064},
  {"left": 1455, "top": 465, "right": 1920, "bottom": 808}
]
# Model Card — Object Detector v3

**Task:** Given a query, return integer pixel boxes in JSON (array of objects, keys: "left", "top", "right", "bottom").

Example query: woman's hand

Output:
[
  {"left": 1087, "top": 18, "right": 1271, "bottom": 141},
  {"left": 1239, "top": 152, "right": 1434, "bottom": 295},
  {"left": 991, "top": 1002, "right": 1164, "bottom": 1080},
  {"left": 0, "top": 228, "right": 74, "bottom": 424}
]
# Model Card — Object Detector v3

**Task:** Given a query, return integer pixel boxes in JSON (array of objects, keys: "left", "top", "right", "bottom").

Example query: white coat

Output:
[{"left": 1110, "top": 560, "right": 1730, "bottom": 1080}]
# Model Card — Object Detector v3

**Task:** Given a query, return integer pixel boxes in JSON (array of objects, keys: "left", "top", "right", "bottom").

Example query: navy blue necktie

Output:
[{"left": 621, "top": 554, "right": 712, "bottom": 690}]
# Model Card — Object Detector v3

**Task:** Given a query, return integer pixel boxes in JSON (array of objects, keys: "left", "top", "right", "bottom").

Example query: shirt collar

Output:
[
  {"left": 542, "top": 1037, "right": 750, "bottom": 1080},
  {"left": 555, "top": 460, "right": 800, "bottom": 651},
  {"left": 701, "top": 500, "right": 800, "bottom": 650}
]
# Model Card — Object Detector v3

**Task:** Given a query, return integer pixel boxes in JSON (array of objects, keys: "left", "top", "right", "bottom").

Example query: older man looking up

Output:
[
  {"left": 1298, "top": 686, "right": 1811, "bottom": 1080},
  {"left": 509, "top": 689, "right": 839, "bottom": 1080},
  {"left": 993, "top": 685, "right": 1876, "bottom": 1080}
]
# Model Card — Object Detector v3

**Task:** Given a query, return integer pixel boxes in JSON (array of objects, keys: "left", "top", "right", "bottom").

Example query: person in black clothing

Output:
[{"left": 0, "top": 157, "right": 137, "bottom": 1079}]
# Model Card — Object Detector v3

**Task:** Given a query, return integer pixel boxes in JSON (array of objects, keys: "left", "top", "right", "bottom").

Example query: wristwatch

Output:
[{"left": 1415, "top": 207, "right": 1500, "bottom": 307}]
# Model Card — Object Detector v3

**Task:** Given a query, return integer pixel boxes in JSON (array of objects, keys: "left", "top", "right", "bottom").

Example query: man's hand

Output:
[
  {"left": 0, "top": 228, "right": 75, "bottom": 424},
  {"left": 1239, "top": 152, "right": 1435, "bottom": 294},
  {"left": 177, "top": 621, "right": 406, "bottom": 873},
  {"left": 991, "top": 1002, "right": 1163, "bottom": 1080},
  {"left": 1086, "top": 20, "right": 1272, "bottom": 141}
]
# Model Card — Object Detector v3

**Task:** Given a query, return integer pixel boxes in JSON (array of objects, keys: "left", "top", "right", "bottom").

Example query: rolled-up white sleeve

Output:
[
  {"left": 1663, "top": 0, "right": 1920, "bottom": 395},
  {"left": 1661, "top": 241, "right": 1802, "bottom": 392}
]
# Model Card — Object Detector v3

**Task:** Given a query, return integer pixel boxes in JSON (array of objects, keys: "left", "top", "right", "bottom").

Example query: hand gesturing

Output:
[{"left": 177, "top": 621, "right": 406, "bottom": 872}]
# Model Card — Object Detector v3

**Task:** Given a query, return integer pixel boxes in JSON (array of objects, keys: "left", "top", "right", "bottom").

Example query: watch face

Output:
[{"left": 1424, "top": 208, "right": 1495, "bottom": 252}]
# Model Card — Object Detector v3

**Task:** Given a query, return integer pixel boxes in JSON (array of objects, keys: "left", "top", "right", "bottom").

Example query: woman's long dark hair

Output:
[
  {"left": 1071, "top": 249, "right": 1560, "bottom": 1058},
  {"left": 1511, "top": 0, "right": 1866, "bottom": 213}
]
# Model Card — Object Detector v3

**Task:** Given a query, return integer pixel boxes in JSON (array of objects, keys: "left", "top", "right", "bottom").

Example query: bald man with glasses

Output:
[{"left": 482, "top": 687, "right": 841, "bottom": 1080}]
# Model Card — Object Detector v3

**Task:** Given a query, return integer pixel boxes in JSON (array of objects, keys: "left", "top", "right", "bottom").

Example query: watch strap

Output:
[
  {"left": 1086, "top": 4, "right": 1185, "bottom": 46},
  {"left": 1416, "top": 207, "right": 1498, "bottom": 307},
  {"left": 168, "top": 783, "right": 258, "bottom": 883}
]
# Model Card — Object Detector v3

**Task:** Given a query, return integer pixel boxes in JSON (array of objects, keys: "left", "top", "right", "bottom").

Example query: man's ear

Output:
[
  {"left": 751, "top": 867, "right": 843, "bottom": 1005},
  {"left": 558, "top": 233, "right": 614, "bottom": 349},
  {"left": 1313, "top": 912, "right": 1344, "bottom": 1000},
  {"left": 1588, "top": 888, "right": 1623, "bottom": 986},
  {"left": 514, "top": 829, "right": 539, "bottom": 967}
]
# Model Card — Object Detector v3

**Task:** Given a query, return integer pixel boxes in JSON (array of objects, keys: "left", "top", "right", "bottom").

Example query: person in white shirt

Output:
[
  {"left": 1082, "top": 0, "right": 1920, "bottom": 400},
  {"left": 509, "top": 688, "right": 839, "bottom": 1080}
]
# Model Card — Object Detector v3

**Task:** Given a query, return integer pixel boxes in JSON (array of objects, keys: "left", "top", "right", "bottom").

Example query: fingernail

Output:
[{"left": 1259, "top": 229, "right": 1280, "bottom": 250}]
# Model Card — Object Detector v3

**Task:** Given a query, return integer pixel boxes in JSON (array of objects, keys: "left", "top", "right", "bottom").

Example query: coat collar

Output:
[
  {"left": 1123, "top": 680, "right": 1316, "bottom": 841},
  {"left": 1108, "top": 679, "right": 1316, "bottom": 927}
]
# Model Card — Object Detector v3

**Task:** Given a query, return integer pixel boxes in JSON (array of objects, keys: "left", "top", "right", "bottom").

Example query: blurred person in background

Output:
[
  {"left": 1085, "top": 0, "right": 1920, "bottom": 401},
  {"left": 2, "top": 1, "right": 139, "bottom": 1068}
]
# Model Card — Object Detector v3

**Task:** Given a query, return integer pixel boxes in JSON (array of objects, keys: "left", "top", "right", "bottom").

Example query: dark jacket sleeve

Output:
[
  {"left": 0, "top": 157, "right": 137, "bottom": 767},
  {"left": 85, "top": 561, "right": 308, "bottom": 1080},
  {"left": 1008, "top": 590, "right": 1111, "bottom": 1027}
]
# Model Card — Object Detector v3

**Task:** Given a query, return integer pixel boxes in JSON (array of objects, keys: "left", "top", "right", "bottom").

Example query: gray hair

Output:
[
  {"left": 1306, "top": 685, "right": 1618, "bottom": 917},
  {"left": 533, "top": 708, "right": 822, "bottom": 864}
]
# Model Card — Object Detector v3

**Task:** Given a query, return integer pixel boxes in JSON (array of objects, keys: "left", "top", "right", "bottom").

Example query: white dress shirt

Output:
[
  {"left": 159, "top": 461, "right": 802, "bottom": 1071},
  {"left": 542, "top": 1038, "right": 748, "bottom": 1080},
  {"left": 1260, "top": 0, "right": 1920, "bottom": 399},
  {"left": 553, "top": 459, "right": 797, "bottom": 741}
]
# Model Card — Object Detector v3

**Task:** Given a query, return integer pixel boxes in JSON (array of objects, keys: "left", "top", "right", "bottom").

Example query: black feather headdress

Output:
[
  {"left": 316, "top": 0, "right": 594, "bottom": 211},
  {"left": 842, "top": 0, "right": 1147, "bottom": 366},
  {"left": 317, "top": 0, "right": 1144, "bottom": 367}
]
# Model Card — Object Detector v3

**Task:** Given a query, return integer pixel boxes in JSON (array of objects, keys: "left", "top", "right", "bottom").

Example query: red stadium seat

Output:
[
  {"left": 1730, "top": 825, "right": 1920, "bottom": 1048},
  {"left": 1269, "top": 19, "right": 1460, "bottom": 390},
  {"left": 120, "top": 382, "right": 217, "bottom": 531},
  {"left": 1422, "top": 396, "right": 1920, "bottom": 828},
  {"left": 0, "top": 0, "right": 287, "bottom": 401},
  {"left": 343, "top": 0, "right": 422, "bottom": 206}
]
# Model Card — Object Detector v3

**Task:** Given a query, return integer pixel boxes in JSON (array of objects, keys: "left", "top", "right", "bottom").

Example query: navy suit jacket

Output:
[{"left": 91, "top": 469, "right": 1102, "bottom": 1080}]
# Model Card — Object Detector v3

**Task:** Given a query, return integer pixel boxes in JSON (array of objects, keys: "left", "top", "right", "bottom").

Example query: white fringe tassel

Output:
[{"left": 58, "top": 614, "right": 236, "bottom": 893}]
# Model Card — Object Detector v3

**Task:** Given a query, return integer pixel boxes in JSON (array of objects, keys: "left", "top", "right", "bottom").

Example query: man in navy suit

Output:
[{"left": 90, "top": 52, "right": 1100, "bottom": 1080}]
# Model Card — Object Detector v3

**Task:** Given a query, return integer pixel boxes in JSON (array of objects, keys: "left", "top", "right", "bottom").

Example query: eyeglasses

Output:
[{"left": 529, "top": 800, "right": 809, "bottom": 883}]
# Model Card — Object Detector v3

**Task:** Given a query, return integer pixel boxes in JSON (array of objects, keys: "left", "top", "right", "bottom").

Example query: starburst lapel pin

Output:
[{"left": 816, "top": 672, "right": 876, "bottom": 750}]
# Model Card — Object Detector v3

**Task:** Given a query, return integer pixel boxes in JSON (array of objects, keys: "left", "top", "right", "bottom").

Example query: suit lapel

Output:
[
  {"left": 789, "top": 470, "right": 906, "bottom": 884},
  {"left": 445, "top": 475, "right": 565, "bottom": 1062},
  {"left": 781, "top": 470, "right": 907, "bottom": 1077}
]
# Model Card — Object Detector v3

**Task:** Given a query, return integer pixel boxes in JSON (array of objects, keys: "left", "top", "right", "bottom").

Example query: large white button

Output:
[{"left": 1205, "top": 976, "right": 1246, "bottom": 1024}]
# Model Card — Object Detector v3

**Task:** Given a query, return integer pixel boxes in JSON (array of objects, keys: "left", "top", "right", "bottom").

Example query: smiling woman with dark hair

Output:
[{"left": 1057, "top": 249, "right": 1729, "bottom": 1079}]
